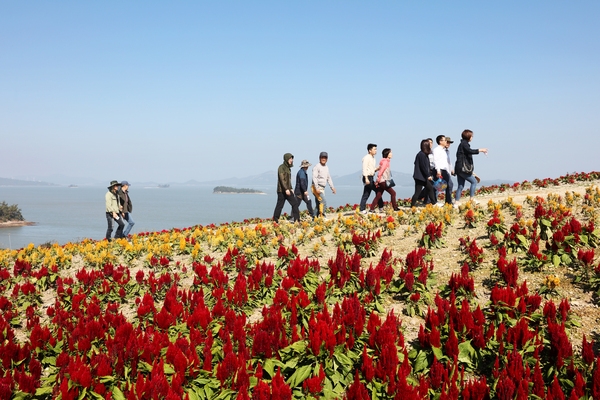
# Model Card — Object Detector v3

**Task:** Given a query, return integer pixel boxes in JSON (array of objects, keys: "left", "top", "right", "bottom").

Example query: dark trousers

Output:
[
  {"left": 412, "top": 179, "right": 436, "bottom": 207},
  {"left": 418, "top": 169, "right": 437, "bottom": 203},
  {"left": 441, "top": 170, "right": 454, "bottom": 204},
  {"left": 359, "top": 176, "right": 383, "bottom": 211},
  {"left": 371, "top": 182, "right": 398, "bottom": 210},
  {"left": 297, "top": 193, "right": 314, "bottom": 217},
  {"left": 273, "top": 192, "right": 300, "bottom": 222},
  {"left": 106, "top": 212, "right": 125, "bottom": 240}
]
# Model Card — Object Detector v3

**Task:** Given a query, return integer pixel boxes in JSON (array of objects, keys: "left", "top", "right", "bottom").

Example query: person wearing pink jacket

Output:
[{"left": 370, "top": 148, "right": 399, "bottom": 212}]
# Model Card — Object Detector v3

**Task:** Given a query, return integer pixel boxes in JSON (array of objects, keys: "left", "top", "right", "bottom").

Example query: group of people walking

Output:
[
  {"left": 411, "top": 129, "right": 488, "bottom": 207},
  {"left": 273, "top": 152, "right": 336, "bottom": 223},
  {"left": 274, "top": 129, "right": 488, "bottom": 222},
  {"left": 105, "top": 180, "right": 135, "bottom": 240}
]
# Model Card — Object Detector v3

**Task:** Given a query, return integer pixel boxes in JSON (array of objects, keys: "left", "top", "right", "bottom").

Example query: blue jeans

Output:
[
  {"left": 123, "top": 213, "right": 135, "bottom": 236},
  {"left": 456, "top": 172, "right": 477, "bottom": 201}
]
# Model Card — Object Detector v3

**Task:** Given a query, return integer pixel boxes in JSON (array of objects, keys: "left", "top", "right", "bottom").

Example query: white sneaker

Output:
[
  {"left": 453, "top": 202, "right": 460, "bottom": 209},
  {"left": 360, "top": 209, "right": 368, "bottom": 215},
  {"left": 471, "top": 199, "right": 480, "bottom": 205},
  {"left": 434, "top": 203, "right": 443, "bottom": 208}
]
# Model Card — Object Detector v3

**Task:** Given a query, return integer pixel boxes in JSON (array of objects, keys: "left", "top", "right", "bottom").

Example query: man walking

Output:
[
  {"left": 312, "top": 152, "right": 336, "bottom": 218},
  {"left": 105, "top": 180, "right": 125, "bottom": 240},
  {"left": 295, "top": 159, "right": 314, "bottom": 218},
  {"left": 273, "top": 153, "right": 300, "bottom": 223},
  {"left": 432, "top": 135, "right": 454, "bottom": 205},
  {"left": 118, "top": 180, "right": 135, "bottom": 236},
  {"left": 359, "top": 143, "right": 383, "bottom": 213}
]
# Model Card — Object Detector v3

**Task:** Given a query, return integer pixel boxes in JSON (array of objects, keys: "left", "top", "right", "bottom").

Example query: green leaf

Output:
[
  {"left": 413, "top": 350, "right": 429, "bottom": 372},
  {"left": 35, "top": 386, "right": 54, "bottom": 396},
  {"left": 334, "top": 352, "right": 354, "bottom": 368},
  {"left": 42, "top": 356, "right": 57, "bottom": 366},
  {"left": 186, "top": 388, "right": 201, "bottom": 400},
  {"left": 561, "top": 253, "right": 572, "bottom": 265},
  {"left": 287, "top": 364, "right": 313, "bottom": 388},
  {"left": 458, "top": 340, "right": 475, "bottom": 365},
  {"left": 112, "top": 386, "right": 126, "bottom": 400},
  {"left": 431, "top": 346, "right": 445, "bottom": 361},
  {"left": 552, "top": 254, "right": 560, "bottom": 267}
]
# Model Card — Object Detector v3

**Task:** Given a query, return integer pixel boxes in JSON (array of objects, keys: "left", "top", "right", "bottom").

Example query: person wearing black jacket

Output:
[
  {"left": 118, "top": 181, "right": 135, "bottom": 237},
  {"left": 294, "top": 159, "right": 314, "bottom": 218},
  {"left": 454, "top": 130, "right": 488, "bottom": 204},
  {"left": 411, "top": 140, "right": 437, "bottom": 207},
  {"left": 273, "top": 153, "right": 300, "bottom": 223}
]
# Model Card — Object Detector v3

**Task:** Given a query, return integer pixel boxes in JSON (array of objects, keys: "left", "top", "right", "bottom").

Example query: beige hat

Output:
[{"left": 300, "top": 160, "right": 312, "bottom": 168}]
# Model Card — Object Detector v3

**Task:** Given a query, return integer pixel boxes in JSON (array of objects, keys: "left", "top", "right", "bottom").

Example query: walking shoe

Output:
[{"left": 360, "top": 209, "right": 368, "bottom": 215}]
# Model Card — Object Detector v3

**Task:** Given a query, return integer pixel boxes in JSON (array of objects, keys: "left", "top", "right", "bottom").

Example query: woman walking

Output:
[
  {"left": 454, "top": 129, "right": 488, "bottom": 204},
  {"left": 411, "top": 140, "right": 437, "bottom": 207},
  {"left": 370, "top": 148, "right": 399, "bottom": 212}
]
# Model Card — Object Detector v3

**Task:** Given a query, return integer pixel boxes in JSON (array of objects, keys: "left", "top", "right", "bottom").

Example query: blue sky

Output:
[{"left": 2, "top": 1, "right": 599, "bottom": 184}]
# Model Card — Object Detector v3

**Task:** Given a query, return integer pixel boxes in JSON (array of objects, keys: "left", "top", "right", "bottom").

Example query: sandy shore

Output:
[{"left": 0, "top": 221, "right": 35, "bottom": 228}]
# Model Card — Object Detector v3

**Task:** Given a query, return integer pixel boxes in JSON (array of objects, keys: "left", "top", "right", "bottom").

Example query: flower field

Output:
[{"left": 2, "top": 171, "right": 600, "bottom": 399}]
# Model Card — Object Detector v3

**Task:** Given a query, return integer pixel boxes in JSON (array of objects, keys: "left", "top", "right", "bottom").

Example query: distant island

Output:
[
  {"left": 158, "top": 184, "right": 170, "bottom": 188},
  {"left": 213, "top": 186, "right": 266, "bottom": 194},
  {"left": 0, "top": 201, "right": 34, "bottom": 227}
]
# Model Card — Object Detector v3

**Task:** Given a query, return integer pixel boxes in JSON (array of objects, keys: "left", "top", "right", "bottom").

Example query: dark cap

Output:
[
  {"left": 319, "top": 151, "right": 328, "bottom": 159},
  {"left": 120, "top": 181, "right": 130, "bottom": 186}
]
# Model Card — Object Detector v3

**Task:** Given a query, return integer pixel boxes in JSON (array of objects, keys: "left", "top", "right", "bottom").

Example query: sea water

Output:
[{"left": 0, "top": 185, "right": 414, "bottom": 249}]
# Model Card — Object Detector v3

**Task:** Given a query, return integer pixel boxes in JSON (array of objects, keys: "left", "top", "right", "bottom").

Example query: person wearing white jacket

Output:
[{"left": 433, "top": 135, "right": 454, "bottom": 205}]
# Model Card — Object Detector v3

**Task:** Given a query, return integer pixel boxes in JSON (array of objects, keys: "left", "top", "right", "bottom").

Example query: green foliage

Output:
[{"left": 0, "top": 201, "right": 25, "bottom": 222}]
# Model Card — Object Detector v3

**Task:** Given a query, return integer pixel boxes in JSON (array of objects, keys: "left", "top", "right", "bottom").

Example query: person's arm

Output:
[
  {"left": 377, "top": 159, "right": 388, "bottom": 184},
  {"left": 362, "top": 156, "right": 370, "bottom": 179},
  {"left": 420, "top": 154, "right": 433, "bottom": 180},
  {"left": 105, "top": 192, "right": 120, "bottom": 217},
  {"left": 327, "top": 170, "right": 336, "bottom": 194}
]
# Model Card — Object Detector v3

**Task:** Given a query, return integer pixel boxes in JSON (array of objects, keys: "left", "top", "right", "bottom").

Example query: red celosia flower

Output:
[
  {"left": 592, "top": 357, "right": 600, "bottom": 400},
  {"left": 271, "top": 368, "right": 292, "bottom": 400},
  {"left": 303, "top": 364, "right": 325, "bottom": 395},
  {"left": 345, "top": 370, "right": 370, "bottom": 399},
  {"left": 582, "top": 335, "right": 595, "bottom": 365}
]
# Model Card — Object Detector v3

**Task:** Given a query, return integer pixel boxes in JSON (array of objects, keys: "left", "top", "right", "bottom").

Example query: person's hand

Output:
[
  {"left": 112, "top": 212, "right": 118, "bottom": 219},
  {"left": 480, "top": 148, "right": 488, "bottom": 154},
  {"left": 285, "top": 189, "right": 290, "bottom": 196},
  {"left": 332, "top": 188, "right": 337, "bottom": 194},
  {"left": 365, "top": 177, "right": 370, "bottom": 185},
  {"left": 304, "top": 191, "right": 308, "bottom": 196}
]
